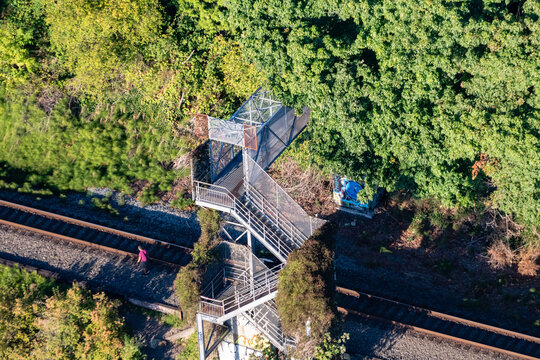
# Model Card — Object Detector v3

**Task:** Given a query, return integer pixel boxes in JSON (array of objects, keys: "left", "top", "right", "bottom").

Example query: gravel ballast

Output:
[
  {"left": 343, "top": 319, "right": 514, "bottom": 360},
  {"left": 0, "top": 189, "right": 200, "bottom": 248},
  {"left": 0, "top": 189, "right": 531, "bottom": 359},
  {"left": 0, "top": 226, "right": 179, "bottom": 307}
]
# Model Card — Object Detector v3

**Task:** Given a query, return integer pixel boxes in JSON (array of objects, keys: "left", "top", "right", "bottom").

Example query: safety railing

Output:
[
  {"left": 194, "top": 183, "right": 235, "bottom": 209},
  {"left": 194, "top": 180, "right": 295, "bottom": 261},
  {"left": 199, "top": 265, "right": 282, "bottom": 319},
  {"left": 244, "top": 302, "right": 293, "bottom": 351},
  {"left": 200, "top": 264, "right": 253, "bottom": 299},
  {"left": 246, "top": 186, "right": 307, "bottom": 249},
  {"left": 201, "top": 268, "right": 227, "bottom": 299},
  {"left": 245, "top": 155, "right": 322, "bottom": 239}
]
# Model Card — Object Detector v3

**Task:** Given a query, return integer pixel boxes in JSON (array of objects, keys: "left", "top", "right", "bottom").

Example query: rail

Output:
[
  {"left": 201, "top": 264, "right": 251, "bottom": 298},
  {"left": 194, "top": 180, "right": 295, "bottom": 261}
]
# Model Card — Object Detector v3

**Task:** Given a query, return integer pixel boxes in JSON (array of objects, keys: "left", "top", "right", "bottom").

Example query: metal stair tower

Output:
[{"left": 191, "top": 88, "right": 324, "bottom": 359}]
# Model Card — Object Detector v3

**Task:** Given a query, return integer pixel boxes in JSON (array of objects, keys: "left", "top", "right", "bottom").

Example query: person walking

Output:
[{"left": 137, "top": 245, "right": 149, "bottom": 275}]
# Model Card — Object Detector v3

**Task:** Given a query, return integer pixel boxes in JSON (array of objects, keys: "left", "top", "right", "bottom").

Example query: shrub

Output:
[
  {"left": 275, "top": 222, "right": 337, "bottom": 358},
  {"left": 198, "top": 208, "right": 220, "bottom": 243},
  {"left": 171, "top": 191, "right": 195, "bottom": 210},
  {"left": 33, "top": 284, "right": 143, "bottom": 359},
  {"left": 0, "top": 264, "right": 53, "bottom": 358},
  {"left": 177, "top": 331, "right": 199, "bottom": 360},
  {"left": 313, "top": 333, "right": 349, "bottom": 360},
  {"left": 192, "top": 208, "right": 220, "bottom": 264},
  {"left": 174, "top": 264, "right": 201, "bottom": 324},
  {"left": 174, "top": 207, "right": 221, "bottom": 324},
  {"left": 517, "top": 249, "right": 539, "bottom": 277},
  {"left": 486, "top": 240, "right": 515, "bottom": 270},
  {"left": 0, "top": 265, "right": 142, "bottom": 359}
]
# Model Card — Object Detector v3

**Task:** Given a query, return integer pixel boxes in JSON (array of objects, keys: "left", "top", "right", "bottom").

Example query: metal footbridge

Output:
[{"left": 191, "top": 88, "right": 324, "bottom": 357}]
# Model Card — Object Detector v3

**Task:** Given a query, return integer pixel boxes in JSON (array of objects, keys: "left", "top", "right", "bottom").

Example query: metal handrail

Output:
[
  {"left": 194, "top": 180, "right": 295, "bottom": 261},
  {"left": 200, "top": 264, "right": 252, "bottom": 298},
  {"left": 246, "top": 186, "right": 307, "bottom": 248},
  {"left": 244, "top": 302, "right": 296, "bottom": 351},
  {"left": 246, "top": 306, "right": 284, "bottom": 342},
  {"left": 199, "top": 265, "right": 282, "bottom": 318},
  {"left": 245, "top": 155, "right": 318, "bottom": 237}
]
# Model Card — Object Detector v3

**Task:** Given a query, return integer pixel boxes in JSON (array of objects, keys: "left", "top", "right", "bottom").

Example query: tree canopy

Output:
[{"left": 227, "top": 0, "right": 539, "bottom": 231}]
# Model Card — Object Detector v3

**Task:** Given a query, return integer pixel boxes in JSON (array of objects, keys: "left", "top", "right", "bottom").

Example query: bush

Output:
[
  {"left": 33, "top": 285, "right": 143, "bottom": 360},
  {"left": 174, "top": 207, "right": 221, "bottom": 324},
  {"left": 177, "top": 331, "right": 199, "bottom": 360},
  {"left": 275, "top": 222, "right": 337, "bottom": 357},
  {"left": 486, "top": 240, "right": 515, "bottom": 270},
  {"left": 198, "top": 208, "right": 220, "bottom": 243},
  {"left": 192, "top": 208, "right": 220, "bottom": 264},
  {"left": 313, "top": 333, "right": 349, "bottom": 360},
  {"left": 171, "top": 191, "right": 195, "bottom": 210},
  {"left": 0, "top": 265, "right": 143, "bottom": 359},
  {"left": 0, "top": 264, "right": 53, "bottom": 358},
  {"left": 174, "top": 264, "right": 201, "bottom": 325}
]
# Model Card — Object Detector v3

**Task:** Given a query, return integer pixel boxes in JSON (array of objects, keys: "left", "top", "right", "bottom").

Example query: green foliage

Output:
[
  {"left": 0, "top": 264, "right": 53, "bottom": 358},
  {"left": 171, "top": 191, "right": 195, "bottom": 210},
  {"left": 198, "top": 208, "right": 220, "bottom": 243},
  {"left": 44, "top": 0, "right": 163, "bottom": 98},
  {"left": 0, "top": 265, "right": 142, "bottom": 359},
  {"left": 313, "top": 333, "right": 349, "bottom": 360},
  {"left": 276, "top": 222, "right": 336, "bottom": 355},
  {"left": 174, "top": 264, "right": 201, "bottom": 324},
  {"left": 0, "top": 0, "right": 262, "bottom": 204},
  {"left": 409, "top": 213, "right": 427, "bottom": 237},
  {"left": 192, "top": 208, "right": 220, "bottom": 263},
  {"left": 177, "top": 331, "right": 199, "bottom": 360},
  {"left": 90, "top": 196, "right": 120, "bottom": 216},
  {"left": 161, "top": 313, "right": 186, "bottom": 329},
  {"left": 174, "top": 208, "right": 220, "bottom": 324},
  {"left": 260, "top": 344, "right": 279, "bottom": 360},
  {"left": 0, "top": 0, "right": 45, "bottom": 90},
  {"left": 0, "top": 94, "right": 187, "bottom": 195},
  {"left": 34, "top": 285, "right": 143, "bottom": 360},
  {"left": 227, "top": 0, "right": 540, "bottom": 234}
]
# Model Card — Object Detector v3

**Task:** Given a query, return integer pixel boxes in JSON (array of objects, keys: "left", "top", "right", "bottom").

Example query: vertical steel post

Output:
[
  {"left": 247, "top": 231, "right": 255, "bottom": 295},
  {"left": 191, "top": 158, "right": 195, "bottom": 201},
  {"left": 196, "top": 314, "right": 205, "bottom": 360}
]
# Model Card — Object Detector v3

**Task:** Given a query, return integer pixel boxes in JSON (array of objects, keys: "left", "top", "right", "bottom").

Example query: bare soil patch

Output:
[
  {"left": 329, "top": 194, "right": 540, "bottom": 336},
  {"left": 267, "top": 161, "right": 540, "bottom": 336},
  {"left": 267, "top": 158, "right": 336, "bottom": 216}
]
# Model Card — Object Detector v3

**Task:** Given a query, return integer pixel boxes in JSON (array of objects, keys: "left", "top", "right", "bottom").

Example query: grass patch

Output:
[{"left": 177, "top": 331, "right": 199, "bottom": 360}]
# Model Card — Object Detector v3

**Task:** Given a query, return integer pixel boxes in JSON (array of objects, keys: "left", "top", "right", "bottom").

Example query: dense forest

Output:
[{"left": 0, "top": 0, "right": 538, "bottom": 243}]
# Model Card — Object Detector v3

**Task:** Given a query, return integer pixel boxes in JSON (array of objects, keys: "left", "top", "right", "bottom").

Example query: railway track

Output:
[
  {"left": 0, "top": 199, "right": 191, "bottom": 268},
  {"left": 337, "top": 287, "right": 540, "bottom": 359},
  {"left": 1, "top": 199, "right": 539, "bottom": 359}
]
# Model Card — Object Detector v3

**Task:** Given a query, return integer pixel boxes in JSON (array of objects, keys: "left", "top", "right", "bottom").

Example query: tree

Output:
[
  {"left": 44, "top": 0, "right": 163, "bottom": 98},
  {"left": 227, "top": 0, "right": 540, "bottom": 234},
  {"left": 276, "top": 222, "right": 337, "bottom": 358}
]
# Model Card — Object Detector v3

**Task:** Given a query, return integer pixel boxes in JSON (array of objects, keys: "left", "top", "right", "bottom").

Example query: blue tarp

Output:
[{"left": 345, "top": 181, "right": 362, "bottom": 200}]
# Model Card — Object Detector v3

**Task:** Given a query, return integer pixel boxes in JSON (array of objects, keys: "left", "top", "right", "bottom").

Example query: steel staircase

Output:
[
  {"left": 244, "top": 301, "right": 295, "bottom": 353},
  {"left": 199, "top": 264, "right": 282, "bottom": 323},
  {"left": 193, "top": 89, "right": 323, "bottom": 356},
  {"left": 193, "top": 181, "right": 301, "bottom": 263}
]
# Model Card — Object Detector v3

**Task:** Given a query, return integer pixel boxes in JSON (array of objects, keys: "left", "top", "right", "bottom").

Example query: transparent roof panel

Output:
[
  {"left": 208, "top": 117, "right": 244, "bottom": 146},
  {"left": 228, "top": 88, "right": 283, "bottom": 126}
]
